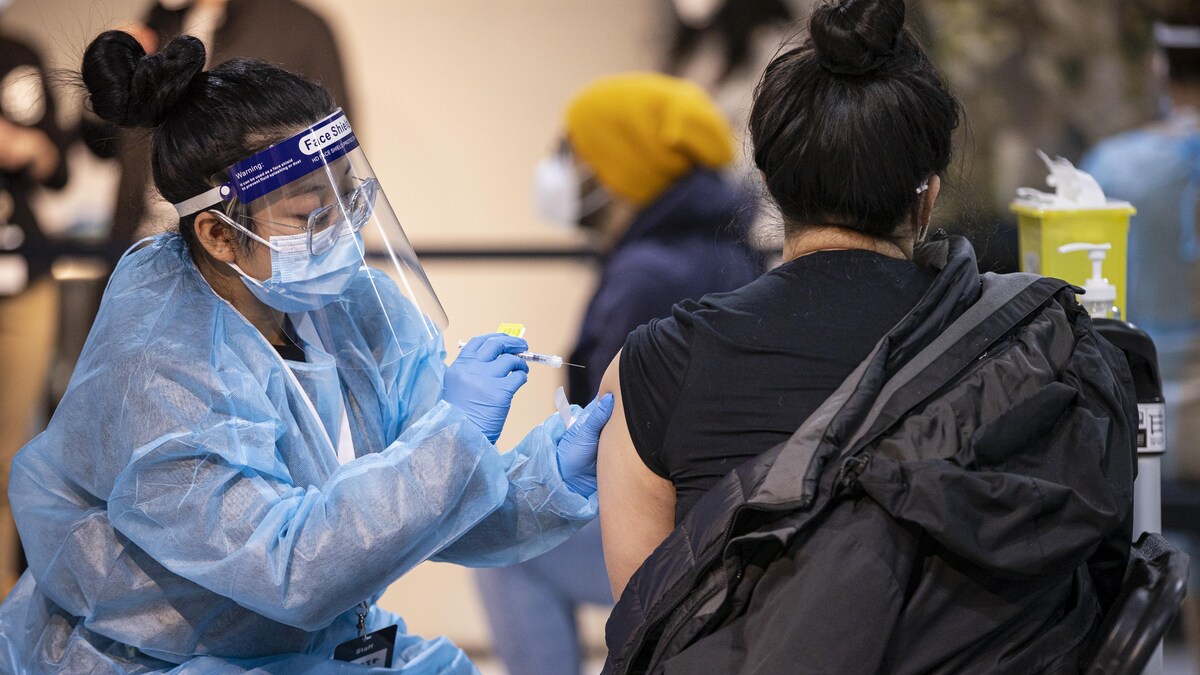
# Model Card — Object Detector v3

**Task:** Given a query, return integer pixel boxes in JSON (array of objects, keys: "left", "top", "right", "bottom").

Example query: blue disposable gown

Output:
[{"left": 0, "top": 234, "right": 597, "bottom": 673}]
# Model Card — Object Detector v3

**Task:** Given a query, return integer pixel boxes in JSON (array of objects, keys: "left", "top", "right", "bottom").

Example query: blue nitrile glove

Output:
[
  {"left": 442, "top": 333, "right": 530, "bottom": 443},
  {"left": 556, "top": 394, "right": 614, "bottom": 496}
]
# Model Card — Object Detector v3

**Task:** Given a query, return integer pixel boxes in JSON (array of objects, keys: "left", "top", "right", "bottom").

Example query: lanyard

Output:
[{"left": 356, "top": 601, "right": 370, "bottom": 638}]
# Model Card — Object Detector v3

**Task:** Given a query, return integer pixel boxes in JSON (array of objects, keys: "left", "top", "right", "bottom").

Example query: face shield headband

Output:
[{"left": 174, "top": 109, "right": 362, "bottom": 220}]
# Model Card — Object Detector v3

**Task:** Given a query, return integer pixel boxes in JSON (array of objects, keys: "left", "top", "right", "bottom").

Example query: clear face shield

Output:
[{"left": 174, "top": 109, "right": 447, "bottom": 365}]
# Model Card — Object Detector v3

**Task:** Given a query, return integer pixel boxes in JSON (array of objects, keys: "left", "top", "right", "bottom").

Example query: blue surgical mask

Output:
[{"left": 223, "top": 219, "right": 366, "bottom": 313}]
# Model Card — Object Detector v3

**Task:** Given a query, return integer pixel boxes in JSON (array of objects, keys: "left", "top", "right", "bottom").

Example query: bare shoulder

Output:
[{"left": 598, "top": 349, "right": 676, "bottom": 599}]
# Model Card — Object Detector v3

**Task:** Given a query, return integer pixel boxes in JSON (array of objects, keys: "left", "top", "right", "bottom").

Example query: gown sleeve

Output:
[
  {"left": 430, "top": 408, "right": 597, "bottom": 567},
  {"left": 389, "top": 333, "right": 598, "bottom": 567},
  {"left": 106, "top": 329, "right": 594, "bottom": 633}
]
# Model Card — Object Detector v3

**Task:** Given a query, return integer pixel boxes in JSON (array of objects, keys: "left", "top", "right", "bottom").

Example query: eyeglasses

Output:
[{"left": 238, "top": 176, "right": 380, "bottom": 256}]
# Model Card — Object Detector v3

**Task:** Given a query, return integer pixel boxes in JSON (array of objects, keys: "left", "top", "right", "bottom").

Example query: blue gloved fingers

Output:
[
  {"left": 443, "top": 334, "right": 530, "bottom": 444},
  {"left": 458, "top": 333, "right": 495, "bottom": 357},
  {"left": 457, "top": 333, "right": 524, "bottom": 358},
  {"left": 566, "top": 393, "right": 614, "bottom": 443},
  {"left": 474, "top": 335, "right": 529, "bottom": 362},
  {"left": 502, "top": 368, "right": 529, "bottom": 393},
  {"left": 556, "top": 393, "right": 614, "bottom": 496},
  {"left": 480, "top": 353, "right": 529, "bottom": 379}
]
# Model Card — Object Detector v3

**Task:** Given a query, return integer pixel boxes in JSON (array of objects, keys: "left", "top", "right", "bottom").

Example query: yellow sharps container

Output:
[{"left": 1010, "top": 200, "right": 1136, "bottom": 318}]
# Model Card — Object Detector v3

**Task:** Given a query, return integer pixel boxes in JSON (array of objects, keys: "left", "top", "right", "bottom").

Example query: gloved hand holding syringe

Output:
[
  {"left": 455, "top": 322, "right": 582, "bottom": 369},
  {"left": 455, "top": 340, "right": 582, "bottom": 369},
  {"left": 452, "top": 324, "right": 584, "bottom": 431}
]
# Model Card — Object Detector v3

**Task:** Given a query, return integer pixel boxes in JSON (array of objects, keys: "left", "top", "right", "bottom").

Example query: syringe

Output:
[{"left": 456, "top": 341, "right": 583, "bottom": 368}]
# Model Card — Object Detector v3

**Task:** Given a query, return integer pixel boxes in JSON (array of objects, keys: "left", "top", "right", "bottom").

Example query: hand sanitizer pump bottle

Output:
[{"left": 1057, "top": 242, "right": 1120, "bottom": 320}]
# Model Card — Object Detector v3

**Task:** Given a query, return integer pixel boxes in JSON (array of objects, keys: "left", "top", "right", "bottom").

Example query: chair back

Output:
[{"left": 1084, "top": 532, "right": 1189, "bottom": 674}]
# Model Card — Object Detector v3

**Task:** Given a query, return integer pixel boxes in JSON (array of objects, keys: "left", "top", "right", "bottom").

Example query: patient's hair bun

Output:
[
  {"left": 810, "top": 0, "right": 907, "bottom": 76},
  {"left": 82, "top": 31, "right": 206, "bottom": 128}
]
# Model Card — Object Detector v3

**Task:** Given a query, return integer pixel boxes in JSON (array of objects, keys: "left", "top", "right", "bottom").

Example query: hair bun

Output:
[
  {"left": 810, "top": 0, "right": 906, "bottom": 76},
  {"left": 82, "top": 31, "right": 206, "bottom": 128}
]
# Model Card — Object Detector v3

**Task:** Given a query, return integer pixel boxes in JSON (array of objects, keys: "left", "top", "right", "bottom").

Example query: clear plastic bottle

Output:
[{"left": 1083, "top": 299, "right": 1120, "bottom": 321}]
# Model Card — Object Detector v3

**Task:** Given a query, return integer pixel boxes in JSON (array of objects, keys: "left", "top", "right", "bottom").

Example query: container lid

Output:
[{"left": 1010, "top": 199, "right": 1136, "bottom": 217}]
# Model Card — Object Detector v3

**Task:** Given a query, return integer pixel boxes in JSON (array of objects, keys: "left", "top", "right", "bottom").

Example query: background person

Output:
[
  {"left": 0, "top": 16, "right": 67, "bottom": 598},
  {"left": 474, "top": 72, "right": 761, "bottom": 675},
  {"left": 1083, "top": 0, "right": 1200, "bottom": 655},
  {"left": 108, "top": 0, "right": 351, "bottom": 250},
  {"left": 1083, "top": 8, "right": 1200, "bottom": 484}
]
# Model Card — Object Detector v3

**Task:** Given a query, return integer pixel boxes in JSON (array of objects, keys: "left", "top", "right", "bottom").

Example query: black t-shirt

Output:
[
  {"left": 620, "top": 250, "right": 937, "bottom": 524},
  {"left": 274, "top": 319, "right": 307, "bottom": 361}
]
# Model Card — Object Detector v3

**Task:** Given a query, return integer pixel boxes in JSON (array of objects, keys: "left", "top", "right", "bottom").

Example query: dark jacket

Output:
[
  {"left": 604, "top": 235, "right": 1137, "bottom": 674},
  {"left": 567, "top": 169, "right": 761, "bottom": 403}
]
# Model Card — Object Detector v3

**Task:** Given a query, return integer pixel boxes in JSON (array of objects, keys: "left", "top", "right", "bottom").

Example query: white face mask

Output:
[
  {"left": 672, "top": 0, "right": 724, "bottom": 28},
  {"left": 532, "top": 154, "right": 610, "bottom": 229},
  {"left": 218, "top": 213, "right": 366, "bottom": 313}
]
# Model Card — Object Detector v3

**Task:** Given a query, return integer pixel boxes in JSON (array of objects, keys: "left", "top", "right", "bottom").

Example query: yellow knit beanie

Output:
[{"left": 564, "top": 73, "right": 735, "bottom": 206}]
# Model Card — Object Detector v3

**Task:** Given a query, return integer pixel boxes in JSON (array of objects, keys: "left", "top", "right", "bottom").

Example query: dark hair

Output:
[
  {"left": 1136, "top": 1, "right": 1200, "bottom": 83},
  {"left": 1167, "top": 47, "right": 1200, "bottom": 84},
  {"left": 81, "top": 31, "right": 336, "bottom": 253},
  {"left": 748, "top": 0, "right": 961, "bottom": 240}
]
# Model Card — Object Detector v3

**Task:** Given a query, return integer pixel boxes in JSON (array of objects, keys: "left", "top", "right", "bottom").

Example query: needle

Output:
[{"left": 456, "top": 341, "right": 584, "bottom": 368}]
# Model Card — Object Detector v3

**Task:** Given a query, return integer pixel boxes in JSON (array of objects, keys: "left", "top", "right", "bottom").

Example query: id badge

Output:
[{"left": 334, "top": 624, "right": 398, "bottom": 668}]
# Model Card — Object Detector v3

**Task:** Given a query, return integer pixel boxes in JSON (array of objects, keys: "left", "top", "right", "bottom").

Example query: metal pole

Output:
[{"left": 1135, "top": 400, "right": 1167, "bottom": 675}]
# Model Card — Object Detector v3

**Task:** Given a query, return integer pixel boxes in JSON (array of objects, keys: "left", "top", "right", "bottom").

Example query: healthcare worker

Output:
[
  {"left": 0, "top": 31, "right": 611, "bottom": 674},
  {"left": 1084, "top": 13, "right": 1200, "bottom": 479}
]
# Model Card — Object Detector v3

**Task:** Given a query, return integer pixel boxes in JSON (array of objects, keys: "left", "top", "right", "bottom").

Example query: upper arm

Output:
[
  {"left": 598, "top": 350, "right": 676, "bottom": 601},
  {"left": 106, "top": 373, "right": 504, "bottom": 630}
]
